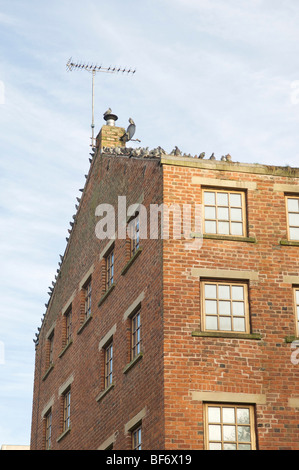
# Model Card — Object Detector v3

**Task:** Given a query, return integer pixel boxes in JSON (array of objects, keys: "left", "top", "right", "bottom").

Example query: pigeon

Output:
[
  {"left": 141, "top": 147, "right": 150, "bottom": 157},
  {"left": 158, "top": 146, "right": 167, "bottom": 155},
  {"left": 103, "top": 108, "right": 112, "bottom": 117},
  {"left": 149, "top": 148, "right": 159, "bottom": 157},
  {"left": 120, "top": 118, "right": 136, "bottom": 142},
  {"left": 171, "top": 146, "right": 181, "bottom": 156}
]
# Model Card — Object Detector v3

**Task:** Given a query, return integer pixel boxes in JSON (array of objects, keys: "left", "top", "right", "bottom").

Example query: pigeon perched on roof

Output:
[
  {"left": 103, "top": 108, "right": 112, "bottom": 117},
  {"left": 170, "top": 146, "right": 181, "bottom": 156},
  {"left": 121, "top": 118, "right": 136, "bottom": 142}
]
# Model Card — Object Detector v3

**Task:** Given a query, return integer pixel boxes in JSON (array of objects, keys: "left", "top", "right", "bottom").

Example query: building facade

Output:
[{"left": 30, "top": 114, "right": 299, "bottom": 450}]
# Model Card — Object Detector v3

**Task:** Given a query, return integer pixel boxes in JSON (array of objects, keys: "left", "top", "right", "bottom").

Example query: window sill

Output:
[
  {"left": 280, "top": 239, "right": 299, "bottom": 247},
  {"left": 58, "top": 340, "right": 73, "bottom": 358},
  {"left": 98, "top": 284, "right": 116, "bottom": 307},
  {"left": 42, "top": 363, "right": 54, "bottom": 381},
  {"left": 192, "top": 330, "right": 262, "bottom": 340},
  {"left": 96, "top": 383, "right": 114, "bottom": 403},
  {"left": 123, "top": 352, "right": 143, "bottom": 374},
  {"left": 77, "top": 314, "right": 93, "bottom": 335},
  {"left": 57, "top": 427, "right": 71, "bottom": 443},
  {"left": 284, "top": 336, "right": 299, "bottom": 343},
  {"left": 121, "top": 248, "right": 143, "bottom": 275},
  {"left": 193, "top": 233, "right": 257, "bottom": 243}
]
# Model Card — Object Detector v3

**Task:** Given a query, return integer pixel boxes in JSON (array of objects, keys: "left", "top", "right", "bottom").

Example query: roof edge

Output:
[{"left": 161, "top": 155, "right": 299, "bottom": 178}]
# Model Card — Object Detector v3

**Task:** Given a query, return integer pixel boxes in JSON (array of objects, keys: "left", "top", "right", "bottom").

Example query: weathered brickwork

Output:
[
  {"left": 30, "top": 128, "right": 164, "bottom": 450},
  {"left": 96, "top": 124, "right": 126, "bottom": 149},
  {"left": 31, "top": 121, "right": 299, "bottom": 450},
  {"left": 162, "top": 157, "right": 299, "bottom": 450}
]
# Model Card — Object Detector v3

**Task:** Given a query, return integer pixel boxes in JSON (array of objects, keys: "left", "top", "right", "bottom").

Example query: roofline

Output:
[{"left": 160, "top": 155, "right": 299, "bottom": 178}]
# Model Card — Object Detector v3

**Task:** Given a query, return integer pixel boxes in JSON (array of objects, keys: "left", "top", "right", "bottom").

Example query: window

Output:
[
  {"left": 131, "top": 309, "right": 141, "bottom": 360},
  {"left": 105, "top": 341, "right": 113, "bottom": 388},
  {"left": 201, "top": 280, "right": 250, "bottom": 333},
  {"left": 203, "top": 189, "right": 246, "bottom": 236},
  {"left": 65, "top": 307, "right": 72, "bottom": 346},
  {"left": 84, "top": 279, "right": 92, "bottom": 319},
  {"left": 78, "top": 276, "right": 93, "bottom": 332},
  {"left": 294, "top": 288, "right": 299, "bottom": 337},
  {"left": 286, "top": 196, "right": 299, "bottom": 241},
  {"left": 97, "top": 325, "right": 116, "bottom": 401},
  {"left": 125, "top": 408, "right": 146, "bottom": 450},
  {"left": 43, "top": 328, "right": 55, "bottom": 379},
  {"left": 123, "top": 295, "right": 144, "bottom": 373},
  {"left": 205, "top": 404, "right": 256, "bottom": 450},
  {"left": 130, "top": 215, "right": 140, "bottom": 256},
  {"left": 45, "top": 409, "right": 52, "bottom": 450},
  {"left": 61, "top": 306, "right": 72, "bottom": 352},
  {"left": 47, "top": 331, "right": 54, "bottom": 367},
  {"left": 63, "top": 389, "right": 71, "bottom": 432},
  {"left": 106, "top": 249, "right": 114, "bottom": 290},
  {"left": 132, "top": 425, "right": 142, "bottom": 450},
  {"left": 57, "top": 376, "right": 73, "bottom": 441}
]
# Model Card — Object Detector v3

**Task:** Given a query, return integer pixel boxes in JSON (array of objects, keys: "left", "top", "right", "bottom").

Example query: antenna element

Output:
[{"left": 66, "top": 58, "right": 136, "bottom": 147}]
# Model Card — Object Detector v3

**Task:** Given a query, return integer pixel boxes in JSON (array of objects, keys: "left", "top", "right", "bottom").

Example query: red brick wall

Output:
[
  {"left": 30, "top": 150, "right": 164, "bottom": 450},
  {"left": 31, "top": 147, "right": 299, "bottom": 450},
  {"left": 162, "top": 161, "right": 299, "bottom": 450}
]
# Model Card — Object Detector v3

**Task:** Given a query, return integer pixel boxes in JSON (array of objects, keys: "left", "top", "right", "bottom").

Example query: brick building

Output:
[{"left": 30, "top": 112, "right": 299, "bottom": 450}]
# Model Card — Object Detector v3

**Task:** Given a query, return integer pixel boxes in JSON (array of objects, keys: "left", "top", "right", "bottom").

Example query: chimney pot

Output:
[{"left": 104, "top": 113, "right": 118, "bottom": 126}]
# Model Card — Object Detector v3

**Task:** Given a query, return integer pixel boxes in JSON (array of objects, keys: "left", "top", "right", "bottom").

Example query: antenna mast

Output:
[{"left": 66, "top": 58, "right": 136, "bottom": 147}]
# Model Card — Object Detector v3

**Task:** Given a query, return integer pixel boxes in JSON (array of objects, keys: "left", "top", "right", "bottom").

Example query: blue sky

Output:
[{"left": 0, "top": 0, "right": 299, "bottom": 447}]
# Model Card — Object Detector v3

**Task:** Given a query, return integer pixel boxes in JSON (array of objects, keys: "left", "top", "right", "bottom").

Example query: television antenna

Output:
[{"left": 66, "top": 58, "right": 136, "bottom": 147}]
